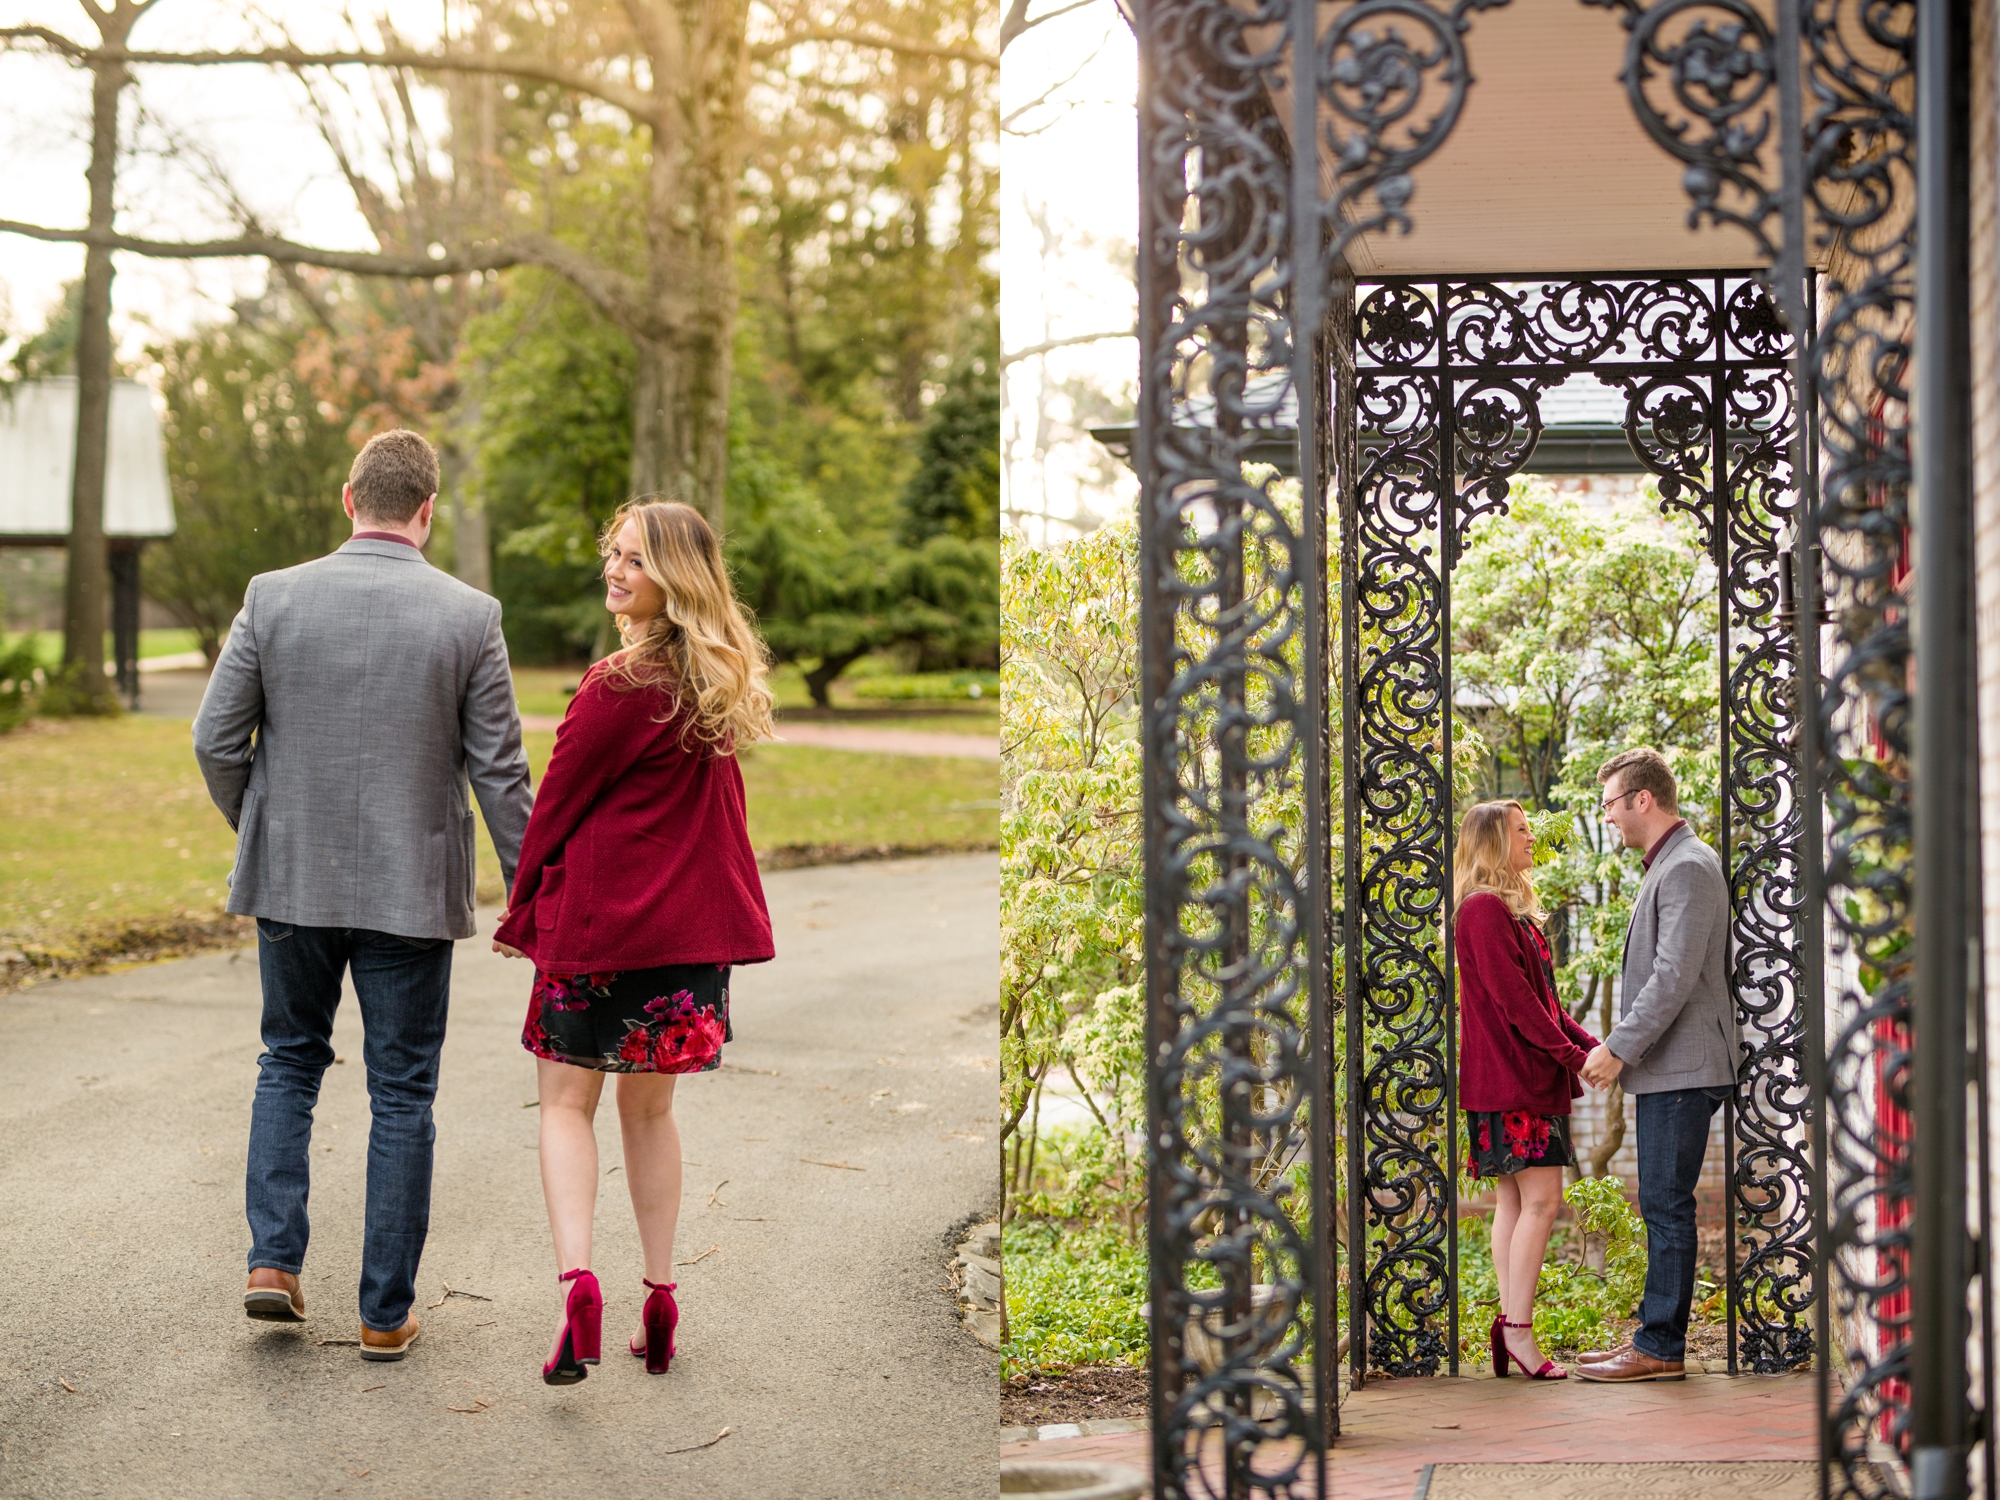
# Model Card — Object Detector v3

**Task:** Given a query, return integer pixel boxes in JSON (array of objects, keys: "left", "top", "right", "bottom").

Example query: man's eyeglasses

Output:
[{"left": 1600, "top": 788, "right": 1641, "bottom": 814}]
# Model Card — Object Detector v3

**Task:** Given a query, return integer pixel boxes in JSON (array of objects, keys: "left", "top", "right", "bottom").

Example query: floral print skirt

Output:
[
  {"left": 1463, "top": 1110, "right": 1578, "bottom": 1179},
  {"left": 522, "top": 962, "right": 732, "bottom": 1074}
]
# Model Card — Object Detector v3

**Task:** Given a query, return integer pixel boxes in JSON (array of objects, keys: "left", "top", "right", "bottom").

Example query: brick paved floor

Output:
[{"left": 1002, "top": 1370, "right": 1820, "bottom": 1499}]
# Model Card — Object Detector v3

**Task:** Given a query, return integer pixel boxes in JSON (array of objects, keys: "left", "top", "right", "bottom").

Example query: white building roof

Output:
[{"left": 0, "top": 377, "right": 175, "bottom": 539}]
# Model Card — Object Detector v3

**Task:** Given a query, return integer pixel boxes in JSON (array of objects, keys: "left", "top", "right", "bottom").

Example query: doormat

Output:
[{"left": 1414, "top": 1461, "right": 1819, "bottom": 1500}]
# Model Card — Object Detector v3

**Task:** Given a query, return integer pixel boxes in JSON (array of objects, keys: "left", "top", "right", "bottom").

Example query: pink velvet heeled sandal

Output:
[
  {"left": 629, "top": 1279, "right": 678, "bottom": 1375},
  {"left": 543, "top": 1267, "right": 602, "bottom": 1386},
  {"left": 1499, "top": 1318, "right": 1566, "bottom": 1380}
]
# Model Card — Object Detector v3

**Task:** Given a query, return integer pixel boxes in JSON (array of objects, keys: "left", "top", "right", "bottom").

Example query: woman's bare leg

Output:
[
  {"left": 616, "top": 1072, "right": 683, "bottom": 1343},
  {"left": 537, "top": 1059, "right": 606, "bottom": 1273},
  {"left": 1502, "top": 1165, "right": 1566, "bottom": 1370},
  {"left": 537, "top": 1059, "right": 606, "bottom": 1366},
  {"left": 1489, "top": 1174, "right": 1521, "bottom": 1323}
]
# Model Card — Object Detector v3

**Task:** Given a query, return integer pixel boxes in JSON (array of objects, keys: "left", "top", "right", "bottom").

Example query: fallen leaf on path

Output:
[
  {"left": 318, "top": 1339, "right": 362, "bottom": 1347},
  {"left": 1432, "top": 1423, "right": 1460, "bottom": 1430},
  {"left": 59, "top": 1379, "right": 74, "bottom": 1393},
  {"left": 358, "top": 1385, "right": 385, "bottom": 1393},
  {"left": 660, "top": 1427, "right": 731, "bottom": 1456},
  {"left": 801, "top": 1158, "right": 864, "bottom": 1171},
  {"left": 446, "top": 1399, "right": 492, "bottom": 1414},
  {"left": 348, "top": 1469, "right": 371, "bottom": 1477},
  {"left": 605, "top": 1165, "right": 622, "bottom": 1176},
  {"left": 706, "top": 1179, "right": 729, "bottom": 1208},
  {"left": 677, "top": 1244, "right": 721, "bottom": 1267},
  {"left": 520, "top": 1100, "right": 539, "bottom": 1109}
]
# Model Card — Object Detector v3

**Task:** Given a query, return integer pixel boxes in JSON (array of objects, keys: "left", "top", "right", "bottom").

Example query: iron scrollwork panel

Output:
[
  {"left": 1349, "top": 297, "right": 1455, "bottom": 1375},
  {"left": 1135, "top": 0, "right": 1324, "bottom": 1492},
  {"left": 1134, "top": 0, "right": 1513, "bottom": 1466},
  {"left": 1352, "top": 273, "right": 1814, "bottom": 1380},
  {"left": 1800, "top": 2, "right": 1918, "bottom": 1490},
  {"left": 1720, "top": 355, "right": 1819, "bottom": 1375},
  {"left": 1591, "top": 0, "right": 1924, "bottom": 1482}
]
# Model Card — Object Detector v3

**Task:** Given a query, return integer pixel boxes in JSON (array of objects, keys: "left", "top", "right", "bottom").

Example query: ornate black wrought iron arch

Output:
[
  {"left": 1342, "top": 269, "right": 1815, "bottom": 1381},
  {"left": 1131, "top": 1, "right": 1987, "bottom": 1497}
]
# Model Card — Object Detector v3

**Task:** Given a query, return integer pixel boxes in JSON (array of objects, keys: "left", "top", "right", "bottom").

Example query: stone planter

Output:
[{"left": 999, "top": 1459, "right": 1148, "bottom": 1500}]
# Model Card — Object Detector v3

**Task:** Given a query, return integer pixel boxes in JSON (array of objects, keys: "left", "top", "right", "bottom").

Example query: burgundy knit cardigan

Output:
[
  {"left": 494, "top": 662, "right": 774, "bottom": 972},
  {"left": 1456, "top": 891, "right": 1599, "bottom": 1114}
]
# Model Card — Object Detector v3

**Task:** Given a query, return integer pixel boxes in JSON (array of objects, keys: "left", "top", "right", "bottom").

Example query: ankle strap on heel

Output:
[
  {"left": 559, "top": 1267, "right": 593, "bottom": 1284},
  {"left": 1502, "top": 1318, "right": 1534, "bottom": 1329},
  {"left": 643, "top": 1279, "right": 676, "bottom": 1292}
]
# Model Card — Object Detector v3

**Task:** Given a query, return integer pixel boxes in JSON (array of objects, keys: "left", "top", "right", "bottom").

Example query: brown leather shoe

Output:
[
  {"left": 1576, "top": 1342, "right": 1631, "bottom": 1364},
  {"left": 359, "top": 1314, "right": 421, "bottom": 1362},
  {"left": 1575, "top": 1344, "right": 1683, "bottom": 1382},
  {"left": 244, "top": 1268, "right": 305, "bottom": 1322}
]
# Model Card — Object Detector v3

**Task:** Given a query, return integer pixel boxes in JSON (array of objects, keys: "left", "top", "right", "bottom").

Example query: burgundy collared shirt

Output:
[
  {"left": 1642, "top": 819, "right": 1688, "bottom": 871},
  {"left": 350, "top": 530, "right": 421, "bottom": 549}
]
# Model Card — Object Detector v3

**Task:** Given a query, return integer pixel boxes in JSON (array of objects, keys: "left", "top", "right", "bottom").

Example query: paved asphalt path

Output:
[{"left": 0, "top": 854, "right": 999, "bottom": 1499}]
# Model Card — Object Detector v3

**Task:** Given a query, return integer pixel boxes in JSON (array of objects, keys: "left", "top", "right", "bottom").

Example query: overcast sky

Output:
[
  {"left": 0, "top": 1, "right": 453, "bottom": 359},
  {"left": 999, "top": 0, "right": 1137, "bottom": 544}
]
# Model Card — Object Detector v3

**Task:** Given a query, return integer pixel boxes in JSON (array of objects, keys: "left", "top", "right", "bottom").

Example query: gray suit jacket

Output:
[
  {"left": 192, "top": 538, "right": 534, "bottom": 940},
  {"left": 1606, "top": 822, "right": 1737, "bottom": 1093}
]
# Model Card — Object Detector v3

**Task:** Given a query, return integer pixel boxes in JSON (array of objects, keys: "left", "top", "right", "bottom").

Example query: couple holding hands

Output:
[
  {"left": 1455, "top": 746, "right": 1733, "bottom": 1385},
  {"left": 192, "top": 430, "right": 775, "bottom": 1386}
]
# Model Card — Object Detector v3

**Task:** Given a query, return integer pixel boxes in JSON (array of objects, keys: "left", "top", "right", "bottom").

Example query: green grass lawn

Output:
[
  {"left": 510, "top": 662, "right": 998, "bottom": 738},
  {"left": 0, "top": 713, "right": 995, "bottom": 958},
  {"left": 3, "top": 628, "right": 203, "bottom": 668}
]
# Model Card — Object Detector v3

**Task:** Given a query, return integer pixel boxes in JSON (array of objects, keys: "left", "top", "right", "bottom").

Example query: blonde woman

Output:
[
  {"left": 1454, "top": 799, "right": 1600, "bottom": 1382},
  {"left": 493, "top": 500, "right": 776, "bottom": 1384}
]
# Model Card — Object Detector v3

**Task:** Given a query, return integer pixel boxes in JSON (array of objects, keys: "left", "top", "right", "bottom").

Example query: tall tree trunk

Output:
[
  {"left": 61, "top": 40, "right": 132, "bottom": 704},
  {"left": 440, "top": 411, "right": 490, "bottom": 594},
  {"left": 628, "top": 0, "right": 747, "bottom": 530}
]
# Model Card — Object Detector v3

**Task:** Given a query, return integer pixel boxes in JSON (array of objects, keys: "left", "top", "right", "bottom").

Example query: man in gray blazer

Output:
[
  {"left": 1575, "top": 746, "right": 1733, "bottom": 1383},
  {"left": 193, "top": 430, "right": 533, "bottom": 1361}
]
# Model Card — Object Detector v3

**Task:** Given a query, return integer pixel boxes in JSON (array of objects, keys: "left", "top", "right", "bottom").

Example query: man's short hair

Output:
[
  {"left": 348, "top": 430, "right": 439, "bottom": 524},
  {"left": 1598, "top": 746, "right": 1679, "bottom": 813}
]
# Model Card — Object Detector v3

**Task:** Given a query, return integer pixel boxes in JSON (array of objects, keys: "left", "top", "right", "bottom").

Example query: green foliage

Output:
[
  {"left": 1001, "top": 1220, "right": 1163, "bottom": 1378},
  {"left": 900, "top": 352, "right": 1000, "bottom": 543},
  {"left": 1455, "top": 1175, "right": 1651, "bottom": 1365},
  {"left": 1001, "top": 525, "right": 1146, "bottom": 1226},
  {"left": 34, "top": 662, "right": 121, "bottom": 720},
  {"left": 1455, "top": 482, "right": 1721, "bottom": 1114},
  {"left": 467, "top": 272, "right": 637, "bottom": 662},
  {"left": 6, "top": 278, "right": 82, "bottom": 385},
  {"left": 0, "top": 635, "right": 41, "bottom": 732},
  {"left": 145, "top": 316, "right": 359, "bottom": 661},
  {"left": 851, "top": 670, "right": 996, "bottom": 701}
]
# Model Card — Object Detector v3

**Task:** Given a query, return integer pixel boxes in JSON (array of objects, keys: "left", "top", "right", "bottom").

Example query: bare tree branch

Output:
[
  {"left": 751, "top": 27, "right": 996, "bottom": 67},
  {"left": 1002, "top": 327, "right": 1135, "bottom": 366},
  {"left": 0, "top": 218, "right": 646, "bottom": 329},
  {"left": 0, "top": 32, "right": 657, "bottom": 120},
  {"left": 1001, "top": 31, "right": 1106, "bottom": 131},
  {"left": 999, "top": 0, "right": 1098, "bottom": 54}
]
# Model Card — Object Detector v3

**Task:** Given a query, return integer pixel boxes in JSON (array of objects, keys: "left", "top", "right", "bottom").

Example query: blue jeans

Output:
[
  {"left": 246, "top": 920, "right": 454, "bottom": 1331},
  {"left": 1632, "top": 1085, "right": 1730, "bottom": 1361}
]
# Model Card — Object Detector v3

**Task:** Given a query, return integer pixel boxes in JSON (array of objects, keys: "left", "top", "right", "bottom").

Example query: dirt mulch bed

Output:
[
  {"left": 0, "top": 912, "right": 256, "bottom": 996},
  {"left": 1002, "top": 1364, "right": 1150, "bottom": 1427}
]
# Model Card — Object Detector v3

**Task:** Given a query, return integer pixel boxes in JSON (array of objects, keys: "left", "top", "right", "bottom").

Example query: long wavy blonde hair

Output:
[
  {"left": 1453, "top": 799, "right": 1545, "bottom": 922},
  {"left": 598, "top": 499, "right": 776, "bottom": 749}
]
